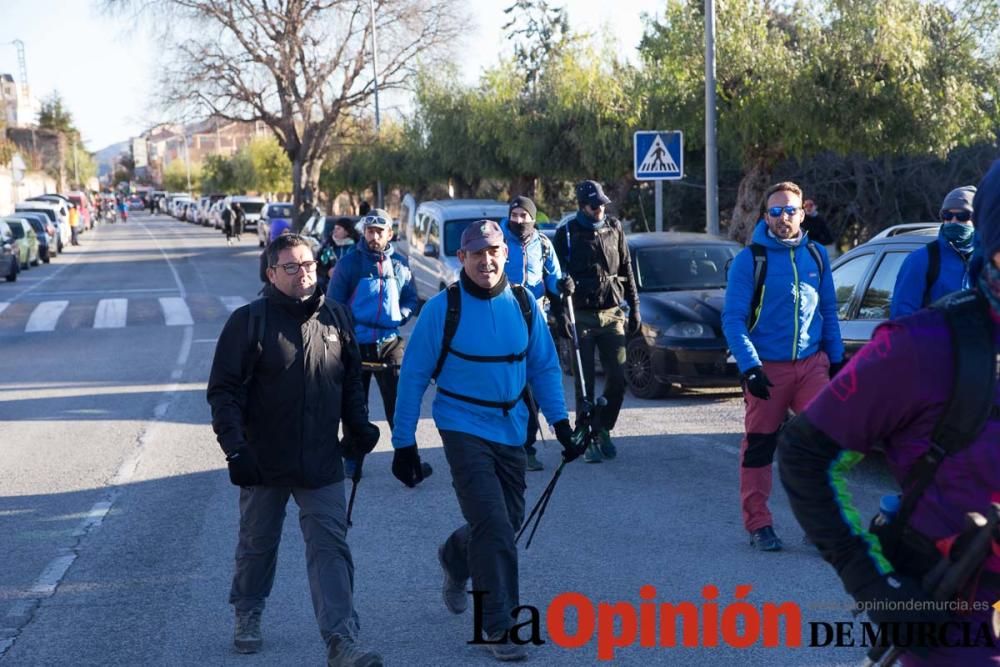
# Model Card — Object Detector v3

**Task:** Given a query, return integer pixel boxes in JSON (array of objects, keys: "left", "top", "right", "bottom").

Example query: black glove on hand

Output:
[
  {"left": 854, "top": 574, "right": 950, "bottom": 656},
  {"left": 553, "top": 419, "right": 584, "bottom": 463},
  {"left": 392, "top": 445, "right": 431, "bottom": 488},
  {"left": 558, "top": 275, "right": 576, "bottom": 296},
  {"left": 828, "top": 361, "right": 845, "bottom": 379},
  {"left": 226, "top": 447, "right": 262, "bottom": 487},
  {"left": 627, "top": 310, "right": 641, "bottom": 336},
  {"left": 742, "top": 366, "right": 774, "bottom": 400},
  {"left": 343, "top": 422, "right": 380, "bottom": 459},
  {"left": 556, "top": 313, "right": 574, "bottom": 340}
]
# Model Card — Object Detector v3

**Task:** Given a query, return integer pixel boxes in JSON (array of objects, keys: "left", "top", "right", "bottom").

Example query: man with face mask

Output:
[
  {"left": 722, "top": 181, "right": 844, "bottom": 552},
  {"left": 890, "top": 186, "right": 977, "bottom": 319},
  {"left": 328, "top": 209, "right": 418, "bottom": 477},
  {"left": 778, "top": 163, "right": 1000, "bottom": 665},
  {"left": 501, "top": 195, "right": 563, "bottom": 471},
  {"left": 390, "top": 220, "right": 582, "bottom": 661}
]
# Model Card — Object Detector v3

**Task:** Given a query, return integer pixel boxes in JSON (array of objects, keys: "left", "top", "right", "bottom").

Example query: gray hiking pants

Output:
[
  {"left": 229, "top": 482, "right": 359, "bottom": 643},
  {"left": 439, "top": 430, "right": 526, "bottom": 636}
]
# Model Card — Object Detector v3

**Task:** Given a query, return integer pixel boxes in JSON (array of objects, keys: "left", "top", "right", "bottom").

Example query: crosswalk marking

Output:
[
  {"left": 220, "top": 296, "right": 248, "bottom": 312},
  {"left": 158, "top": 297, "right": 194, "bottom": 326},
  {"left": 93, "top": 299, "right": 128, "bottom": 329},
  {"left": 0, "top": 302, "right": 8, "bottom": 317},
  {"left": 25, "top": 301, "right": 69, "bottom": 333}
]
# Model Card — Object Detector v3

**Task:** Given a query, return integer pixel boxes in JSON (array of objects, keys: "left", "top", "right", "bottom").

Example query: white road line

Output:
[
  {"left": 220, "top": 296, "right": 248, "bottom": 312},
  {"left": 93, "top": 298, "right": 128, "bottom": 329},
  {"left": 24, "top": 300, "right": 69, "bottom": 332},
  {"left": 0, "top": 302, "right": 8, "bottom": 317},
  {"left": 159, "top": 297, "right": 193, "bottom": 326}
]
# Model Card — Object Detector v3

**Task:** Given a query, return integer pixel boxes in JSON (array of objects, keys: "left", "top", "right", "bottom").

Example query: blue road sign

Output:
[{"left": 634, "top": 131, "right": 683, "bottom": 181}]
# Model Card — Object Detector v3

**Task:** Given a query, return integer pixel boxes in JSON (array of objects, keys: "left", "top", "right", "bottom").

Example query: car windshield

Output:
[
  {"left": 635, "top": 244, "right": 737, "bottom": 291},
  {"left": 444, "top": 217, "right": 503, "bottom": 255},
  {"left": 269, "top": 204, "right": 294, "bottom": 218},
  {"left": 7, "top": 223, "right": 24, "bottom": 239},
  {"left": 240, "top": 202, "right": 265, "bottom": 214},
  {"left": 25, "top": 219, "right": 44, "bottom": 233}
]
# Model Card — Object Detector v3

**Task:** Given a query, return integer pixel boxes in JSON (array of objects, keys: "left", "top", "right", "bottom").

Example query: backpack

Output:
[
  {"left": 241, "top": 296, "right": 352, "bottom": 385},
  {"left": 429, "top": 282, "right": 535, "bottom": 415},
  {"left": 747, "top": 241, "right": 825, "bottom": 329}
]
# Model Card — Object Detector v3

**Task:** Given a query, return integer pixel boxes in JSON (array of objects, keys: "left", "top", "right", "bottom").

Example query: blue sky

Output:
[{"left": 0, "top": 0, "right": 662, "bottom": 151}]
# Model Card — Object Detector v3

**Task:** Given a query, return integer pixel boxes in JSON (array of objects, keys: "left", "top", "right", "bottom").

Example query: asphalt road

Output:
[{"left": 0, "top": 213, "right": 895, "bottom": 666}]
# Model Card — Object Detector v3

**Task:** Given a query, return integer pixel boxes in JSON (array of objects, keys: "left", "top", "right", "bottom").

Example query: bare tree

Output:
[{"left": 108, "top": 0, "right": 462, "bottom": 209}]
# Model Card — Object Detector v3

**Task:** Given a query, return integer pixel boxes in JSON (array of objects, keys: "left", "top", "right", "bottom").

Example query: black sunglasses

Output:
[{"left": 940, "top": 210, "right": 972, "bottom": 223}]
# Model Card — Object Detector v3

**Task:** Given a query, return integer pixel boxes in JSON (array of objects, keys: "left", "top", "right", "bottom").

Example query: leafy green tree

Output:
[
  {"left": 502, "top": 0, "right": 571, "bottom": 93},
  {"left": 38, "top": 92, "right": 78, "bottom": 137},
  {"left": 201, "top": 154, "right": 237, "bottom": 193},
  {"left": 162, "top": 159, "right": 200, "bottom": 192}
]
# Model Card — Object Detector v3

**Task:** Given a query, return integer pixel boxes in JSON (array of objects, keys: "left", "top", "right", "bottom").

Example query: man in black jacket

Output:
[
  {"left": 207, "top": 234, "right": 383, "bottom": 667},
  {"left": 553, "top": 180, "right": 641, "bottom": 462}
]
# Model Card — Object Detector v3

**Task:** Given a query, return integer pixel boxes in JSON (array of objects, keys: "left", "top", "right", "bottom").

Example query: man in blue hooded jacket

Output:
[
  {"left": 722, "top": 180, "right": 844, "bottom": 552},
  {"left": 890, "top": 186, "right": 977, "bottom": 319},
  {"left": 328, "top": 209, "right": 417, "bottom": 453},
  {"left": 501, "top": 195, "right": 563, "bottom": 471}
]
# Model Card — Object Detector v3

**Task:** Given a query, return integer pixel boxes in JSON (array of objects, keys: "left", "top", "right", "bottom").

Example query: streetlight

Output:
[
  {"left": 705, "top": 0, "right": 720, "bottom": 236},
  {"left": 368, "top": 0, "right": 383, "bottom": 209}
]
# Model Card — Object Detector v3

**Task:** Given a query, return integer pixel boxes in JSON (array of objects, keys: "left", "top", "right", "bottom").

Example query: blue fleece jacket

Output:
[
  {"left": 391, "top": 277, "right": 568, "bottom": 448},
  {"left": 500, "top": 219, "right": 562, "bottom": 299},
  {"left": 722, "top": 221, "right": 844, "bottom": 372},
  {"left": 327, "top": 243, "right": 418, "bottom": 345},
  {"left": 889, "top": 231, "right": 972, "bottom": 319}
]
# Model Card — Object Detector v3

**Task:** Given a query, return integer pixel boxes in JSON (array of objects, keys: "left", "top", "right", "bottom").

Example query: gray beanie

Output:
[{"left": 940, "top": 186, "right": 976, "bottom": 214}]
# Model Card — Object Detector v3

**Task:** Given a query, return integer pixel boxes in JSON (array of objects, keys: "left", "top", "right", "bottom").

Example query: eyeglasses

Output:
[
  {"left": 361, "top": 215, "right": 391, "bottom": 229},
  {"left": 272, "top": 260, "right": 318, "bottom": 275},
  {"left": 940, "top": 210, "right": 972, "bottom": 223},
  {"left": 767, "top": 205, "right": 800, "bottom": 218}
]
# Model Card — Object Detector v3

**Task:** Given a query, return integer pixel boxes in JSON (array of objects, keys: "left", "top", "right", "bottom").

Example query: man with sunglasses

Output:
[
  {"left": 722, "top": 181, "right": 844, "bottom": 552},
  {"left": 890, "top": 186, "right": 977, "bottom": 319},
  {"left": 328, "top": 209, "right": 418, "bottom": 479},
  {"left": 208, "top": 234, "right": 384, "bottom": 666}
]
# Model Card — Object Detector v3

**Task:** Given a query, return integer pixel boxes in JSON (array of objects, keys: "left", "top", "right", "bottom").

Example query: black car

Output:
[
  {"left": 17, "top": 212, "right": 54, "bottom": 263},
  {"left": 831, "top": 223, "right": 940, "bottom": 360}
]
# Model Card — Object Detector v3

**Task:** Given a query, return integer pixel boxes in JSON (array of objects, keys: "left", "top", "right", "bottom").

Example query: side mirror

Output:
[{"left": 423, "top": 243, "right": 439, "bottom": 258}]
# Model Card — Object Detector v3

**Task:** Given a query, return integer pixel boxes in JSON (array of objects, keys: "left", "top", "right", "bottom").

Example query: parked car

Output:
[
  {"left": 0, "top": 218, "right": 38, "bottom": 269},
  {"left": 15, "top": 212, "right": 53, "bottom": 263},
  {"left": 402, "top": 199, "right": 510, "bottom": 301},
  {"left": 14, "top": 202, "right": 69, "bottom": 253},
  {"left": 831, "top": 223, "right": 942, "bottom": 360},
  {"left": 257, "top": 202, "right": 296, "bottom": 246},
  {"left": 0, "top": 221, "right": 19, "bottom": 281}
]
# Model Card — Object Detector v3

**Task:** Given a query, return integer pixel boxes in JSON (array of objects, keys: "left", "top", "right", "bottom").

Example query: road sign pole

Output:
[
  {"left": 705, "top": 0, "right": 720, "bottom": 236},
  {"left": 655, "top": 180, "right": 663, "bottom": 232}
]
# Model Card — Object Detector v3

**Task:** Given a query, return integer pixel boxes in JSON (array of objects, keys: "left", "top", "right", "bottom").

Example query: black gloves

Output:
[
  {"left": 558, "top": 275, "right": 575, "bottom": 296},
  {"left": 627, "top": 310, "right": 641, "bottom": 336},
  {"left": 742, "top": 366, "right": 774, "bottom": 400},
  {"left": 342, "top": 422, "right": 380, "bottom": 460},
  {"left": 555, "top": 313, "right": 574, "bottom": 340},
  {"left": 828, "top": 361, "right": 845, "bottom": 379},
  {"left": 226, "top": 447, "right": 262, "bottom": 487},
  {"left": 553, "top": 419, "right": 584, "bottom": 463},
  {"left": 392, "top": 445, "right": 433, "bottom": 488},
  {"left": 854, "top": 574, "right": 949, "bottom": 656}
]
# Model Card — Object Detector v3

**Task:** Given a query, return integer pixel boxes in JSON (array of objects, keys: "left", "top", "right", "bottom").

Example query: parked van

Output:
[
  {"left": 403, "top": 198, "right": 509, "bottom": 301},
  {"left": 225, "top": 195, "right": 267, "bottom": 231}
]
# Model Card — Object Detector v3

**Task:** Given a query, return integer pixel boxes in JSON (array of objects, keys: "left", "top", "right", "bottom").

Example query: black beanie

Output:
[{"left": 508, "top": 195, "right": 537, "bottom": 220}]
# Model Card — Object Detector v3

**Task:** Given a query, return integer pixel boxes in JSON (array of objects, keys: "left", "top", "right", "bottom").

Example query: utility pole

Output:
[
  {"left": 704, "top": 0, "right": 720, "bottom": 236},
  {"left": 368, "top": 0, "right": 383, "bottom": 209},
  {"left": 72, "top": 139, "right": 80, "bottom": 189},
  {"left": 183, "top": 130, "right": 192, "bottom": 193}
]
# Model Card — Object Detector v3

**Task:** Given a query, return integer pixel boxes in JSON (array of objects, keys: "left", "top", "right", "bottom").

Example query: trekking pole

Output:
[
  {"left": 345, "top": 455, "right": 364, "bottom": 528},
  {"left": 860, "top": 503, "right": 1000, "bottom": 667},
  {"left": 564, "top": 293, "right": 588, "bottom": 403}
]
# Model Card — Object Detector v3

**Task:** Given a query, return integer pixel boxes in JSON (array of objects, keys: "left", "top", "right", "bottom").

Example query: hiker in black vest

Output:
[
  {"left": 552, "top": 180, "right": 640, "bottom": 463},
  {"left": 778, "top": 161, "right": 1000, "bottom": 664},
  {"left": 890, "top": 186, "right": 977, "bottom": 319},
  {"left": 207, "top": 234, "right": 384, "bottom": 666}
]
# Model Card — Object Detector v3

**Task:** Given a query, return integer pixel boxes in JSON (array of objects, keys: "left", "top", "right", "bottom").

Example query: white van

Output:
[
  {"left": 225, "top": 195, "right": 267, "bottom": 231},
  {"left": 403, "top": 198, "right": 509, "bottom": 301},
  {"left": 15, "top": 201, "right": 70, "bottom": 252}
]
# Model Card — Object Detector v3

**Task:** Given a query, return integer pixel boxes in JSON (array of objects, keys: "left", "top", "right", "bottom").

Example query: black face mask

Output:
[{"left": 509, "top": 220, "right": 535, "bottom": 242}]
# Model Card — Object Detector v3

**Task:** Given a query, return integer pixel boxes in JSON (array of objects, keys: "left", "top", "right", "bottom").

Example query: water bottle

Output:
[{"left": 873, "top": 494, "right": 901, "bottom": 527}]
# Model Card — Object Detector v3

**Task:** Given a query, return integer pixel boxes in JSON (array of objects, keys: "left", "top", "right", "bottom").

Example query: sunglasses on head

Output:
[
  {"left": 361, "top": 215, "right": 391, "bottom": 228},
  {"left": 940, "top": 210, "right": 972, "bottom": 223},
  {"left": 767, "top": 205, "right": 800, "bottom": 218}
]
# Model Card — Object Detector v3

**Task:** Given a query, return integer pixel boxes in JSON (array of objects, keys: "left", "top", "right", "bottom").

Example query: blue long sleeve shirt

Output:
[
  {"left": 722, "top": 221, "right": 844, "bottom": 372},
  {"left": 392, "top": 278, "right": 568, "bottom": 448}
]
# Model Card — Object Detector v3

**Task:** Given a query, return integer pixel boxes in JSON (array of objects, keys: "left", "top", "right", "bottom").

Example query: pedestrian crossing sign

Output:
[{"left": 633, "top": 131, "right": 683, "bottom": 181}]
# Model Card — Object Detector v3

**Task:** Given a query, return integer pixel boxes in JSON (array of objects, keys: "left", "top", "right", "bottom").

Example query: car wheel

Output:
[
  {"left": 31, "top": 256, "right": 39, "bottom": 267},
  {"left": 6, "top": 262, "right": 17, "bottom": 282},
  {"left": 625, "top": 337, "right": 671, "bottom": 399},
  {"left": 259, "top": 239, "right": 265, "bottom": 248}
]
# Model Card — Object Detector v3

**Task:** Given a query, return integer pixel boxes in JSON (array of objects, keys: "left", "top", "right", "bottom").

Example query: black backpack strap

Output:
[
  {"left": 511, "top": 284, "right": 534, "bottom": 336},
  {"left": 806, "top": 241, "right": 825, "bottom": 284},
  {"left": 896, "top": 290, "right": 998, "bottom": 528},
  {"left": 431, "top": 283, "right": 462, "bottom": 381},
  {"left": 437, "top": 386, "right": 528, "bottom": 416},
  {"left": 242, "top": 298, "right": 267, "bottom": 385},
  {"left": 538, "top": 234, "right": 553, "bottom": 278},
  {"left": 922, "top": 241, "right": 941, "bottom": 307},
  {"left": 748, "top": 244, "right": 768, "bottom": 329}
]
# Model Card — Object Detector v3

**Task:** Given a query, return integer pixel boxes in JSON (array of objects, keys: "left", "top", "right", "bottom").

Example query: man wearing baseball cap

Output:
[
  {"left": 327, "top": 208, "right": 418, "bottom": 478},
  {"left": 552, "top": 180, "right": 640, "bottom": 463},
  {"left": 391, "top": 219, "right": 581, "bottom": 660}
]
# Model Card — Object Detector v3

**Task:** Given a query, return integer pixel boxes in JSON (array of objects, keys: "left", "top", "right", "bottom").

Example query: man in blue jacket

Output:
[
  {"left": 890, "top": 186, "right": 977, "bottom": 319},
  {"left": 501, "top": 195, "right": 563, "bottom": 471},
  {"left": 722, "top": 181, "right": 844, "bottom": 552},
  {"left": 328, "top": 210, "right": 417, "bottom": 469},
  {"left": 391, "top": 220, "right": 580, "bottom": 661}
]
